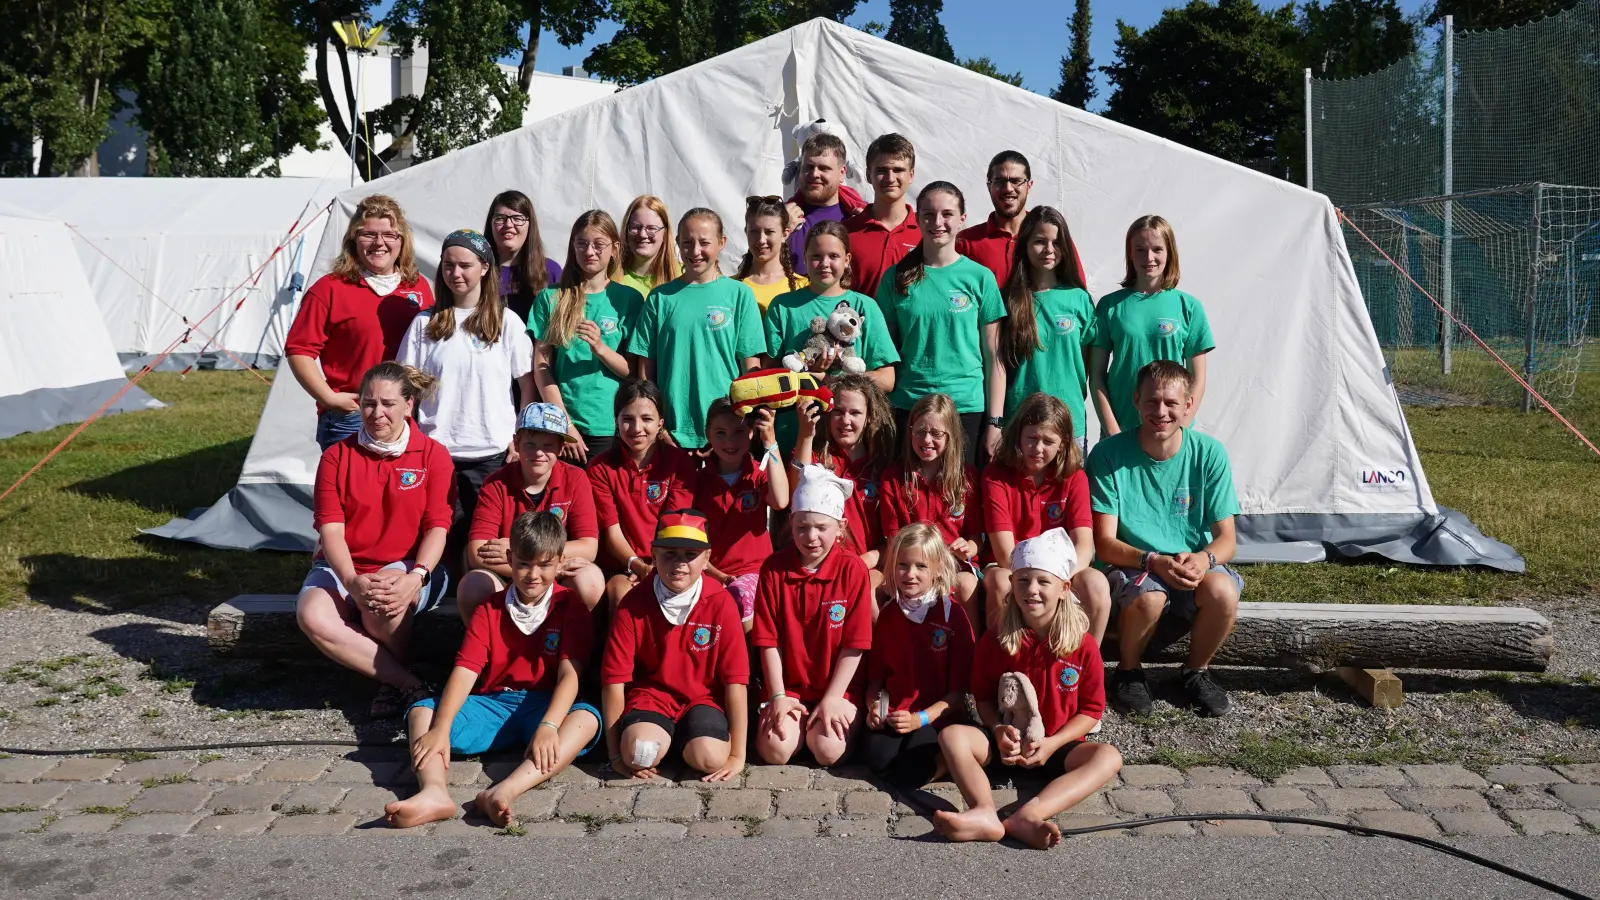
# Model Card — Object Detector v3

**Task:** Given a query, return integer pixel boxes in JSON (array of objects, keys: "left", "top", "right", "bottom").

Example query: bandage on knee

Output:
[{"left": 630, "top": 741, "right": 660, "bottom": 769}]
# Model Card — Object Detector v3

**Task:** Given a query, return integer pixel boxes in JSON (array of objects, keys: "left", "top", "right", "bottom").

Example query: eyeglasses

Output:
[
  {"left": 912, "top": 428, "right": 950, "bottom": 441},
  {"left": 357, "top": 230, "right": 402, "bottom": 244},
  {"left": 627, "top": 224, "right": 665, "bottom": 236},
  {"left": 491, "top": 213, "right": 529, "bottom": 227},
  {"left": 988, "top": 177, "right": 1031, "bottom": 189},
  {"left": 574, "top": 239, "right": 612, "bottom": 252}
]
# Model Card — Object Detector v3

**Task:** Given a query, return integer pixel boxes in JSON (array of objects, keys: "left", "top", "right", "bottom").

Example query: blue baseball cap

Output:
[{"left": 516, "top": 403, "right": 578, "bottom": 443}]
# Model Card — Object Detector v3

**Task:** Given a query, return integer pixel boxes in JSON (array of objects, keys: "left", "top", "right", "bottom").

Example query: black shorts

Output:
[
  {"left": 619, "top": 704, "right": 730, "bottom": 743},
  {"left": 578, "top": 433, "right": 615, "bottom": 466},
  {"left": 860, "top": 724, "right": 942, "bottom": 788}
]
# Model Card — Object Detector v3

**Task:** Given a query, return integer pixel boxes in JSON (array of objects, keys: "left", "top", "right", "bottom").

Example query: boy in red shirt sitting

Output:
[{"left": 384, "top": 511, "right": 601, "bottom": 829}]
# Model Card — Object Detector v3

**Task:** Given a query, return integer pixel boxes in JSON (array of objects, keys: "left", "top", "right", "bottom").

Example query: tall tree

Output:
[
  {"left": 1053, "top": 0, "right": 1095, "bottom": 108},
  {"left": 884, "top": 0, "right": 954, "bottom": 62},
  {"left": 960, "top": 57, "right": 1024, "bottom": 88},
  {"left": 1427, "top": 0, "right": 1578, "bottom": 28},
  {"left": 509, "top": 0, "right": 607, "bottom": 95},
  {"left": 1299, "top": 0, "right": 1415, "bottom": 79}
]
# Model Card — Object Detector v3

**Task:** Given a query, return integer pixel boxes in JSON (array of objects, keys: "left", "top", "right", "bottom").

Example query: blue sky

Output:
[{"left": 529, "top": 0, "right": 1437, "bottom": 110}]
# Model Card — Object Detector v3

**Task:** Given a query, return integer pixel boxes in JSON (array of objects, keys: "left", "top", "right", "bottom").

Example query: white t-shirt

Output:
[{"left": 397, "top": 305, "right": 534, "bottom": 459}]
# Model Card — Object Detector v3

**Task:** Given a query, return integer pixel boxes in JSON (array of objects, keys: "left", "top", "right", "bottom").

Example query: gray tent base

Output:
[
  {"left": 120, "top": 352, "right": 279, "bottom": 373},
  {"left": 144, "top": 482, "right": 315, "bottom": 553},
  {"left": 0, "top": 379, "right": 164, "bottom": 441}
]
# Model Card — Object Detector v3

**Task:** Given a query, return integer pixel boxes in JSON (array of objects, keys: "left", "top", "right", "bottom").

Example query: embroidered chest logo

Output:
[
  {"left": 947, "top": 292, "right": 973, "bottom": 313},
  {"left": 645, "top": 482, "right": 666, "bottom": 503},
  {"left": 930, "top": 627, "right": 950, "bottom": 651},
  {"left": 396, "top": 468, "right": 426, "bottom": 490},
  {"left": 406, "top": 291, "right": 422, "bottom": 307},
  {"left": 468, "top": 333, "right": 491, "bottom": 351},
  {"left": 826, "top": 602, "right": 847, "bottom": 628},
  {"left": 548, "top": 503, "right": 568, "bottom": 522},
  {"left": 706, "top": 306, "right": 733, "bottom": 331},
  {"left": 949, "top": 501, "right": 965, "bottom": 521},
  {"left": 1059, "top": 664, "right": 1081, "bottom": 690},
  {"left": 1156, "top": 318, "right": 1179, "bottom": 337},
  {"left": 859, "top": 479, "right": 879, "bottom": 501},
  {"left": 1174, "top": 489, "right": 1193, "bottom": 513},
  {"left": 543, "top": 630, "right": 562, "bottom": 653},
  {"left": 1054, "top": 315, "right": 1076, "bottom": 335},
  {"left": 1043, "top": 500, "right": 1065, "bottom": 523},
  {"left": 689, "top": 624, "right": 718, "bottom": 651},
  {"left": 738, "top": 491, "right": 759, "bottom": 512},
  {"left": 598, "top": 316, "right": 620, "bottom": 336}
]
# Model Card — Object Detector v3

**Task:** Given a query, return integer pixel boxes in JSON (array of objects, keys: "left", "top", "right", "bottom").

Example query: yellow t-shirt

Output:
[
  {"left": 614, "top": 270, "right": 658, "bottom": 302},
  {"left": 743, "top": 274, "right": 809, "bottom": 315}
]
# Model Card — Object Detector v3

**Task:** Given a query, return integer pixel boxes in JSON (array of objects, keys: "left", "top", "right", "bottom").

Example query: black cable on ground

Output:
[{"left": 0, "top": 740, "right": 396, "bottom": 755}]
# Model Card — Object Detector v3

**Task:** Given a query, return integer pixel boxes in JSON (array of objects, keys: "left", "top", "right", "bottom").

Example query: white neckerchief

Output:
[
  {"left": 653, "top": 575, "right": 703, "bottom": 627},
  {"left": 505, "top": 583, "right": 553, "bottom": 636},
  {"left": 358, "top": 420, "right": 409, "bottom": 458},
  {"left": 896, "top": 587, "right": 949, "bottom": 625},
  {"left": 363, "top": 269, "right": 403, "bottom": 297}
]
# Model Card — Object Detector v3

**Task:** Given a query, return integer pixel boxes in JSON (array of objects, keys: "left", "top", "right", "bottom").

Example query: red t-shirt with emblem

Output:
[
  {"left": 868, "top": 598, "right": 975, "bottom": 718},
  {"left": 587, "top": 443, "right": 698, "bottom": 560},
  {"left": 600, "top": 576, "right": 750, "bottom": 719},
  {"left": 285, "top": 272, "right": 435, "bottom": 408},
  {"left": 750, "top": 545, "right": 874, "bottom": 704},
  {"left": 455, "top": 584, "right": 593, "bottom": 694},
  {"left": 693, "top": 456, "right": 771, "bottom": 578},
  {"left": 817, "top": 451, "right": 885, "bottom": 556},
  {"left": 970, "top": 629, "right": 1106, "bottom": 734},
  {"left": 955, "top": 213, "right": 1087, "bottom": 292},
  {"left": 845, "top": 204, "right": 920, "bottom": 298},
  {"left": 980, "top": 463, "right": 1092, "bottom": 543},
  {"left": 878, "top": 461, "right": 984, "bottom": 549},
  {"left": 469, "top": 460, "right": 599, "bottom": 543},
  {"left": 312, "top": 425, "right": 454, "bottom": 573}
]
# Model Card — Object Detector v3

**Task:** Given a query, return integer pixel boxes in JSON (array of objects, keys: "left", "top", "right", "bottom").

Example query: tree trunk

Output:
[
  {"left": 36, "top": 140, "right": 55, "bottom": 177},
  {"left": 516, "top": 2, "right": 543, "bottom": 93}
]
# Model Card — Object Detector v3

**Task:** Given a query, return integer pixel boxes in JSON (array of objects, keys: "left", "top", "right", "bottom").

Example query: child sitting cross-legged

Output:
[
  {"left": 936, "top": 527, "right": 1122, "bottom": 849},
  {"left": 385, "top": 511, "right": 602, "bottom": 829}
]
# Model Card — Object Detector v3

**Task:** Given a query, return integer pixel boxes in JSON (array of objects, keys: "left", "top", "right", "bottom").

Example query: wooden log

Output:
[
  {"left": 208, "top": 594, "right": 465, "bottom": 661},
  {"left": 1338, "top": 667, "right": 1404, "bottom": 708}
]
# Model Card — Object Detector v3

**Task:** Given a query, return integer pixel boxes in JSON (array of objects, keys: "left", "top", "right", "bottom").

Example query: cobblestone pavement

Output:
[{"left": 3, "top": 754, "right": 1599, "bottom": 841}]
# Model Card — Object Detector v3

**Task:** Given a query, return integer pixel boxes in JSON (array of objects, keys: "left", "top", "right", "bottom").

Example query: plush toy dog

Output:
[
  {"left": 998, "top": 672, "right": 1046, "bottom": 750},
  {"left": 782, "top": 300, "right": 867, "bottom": 375}
]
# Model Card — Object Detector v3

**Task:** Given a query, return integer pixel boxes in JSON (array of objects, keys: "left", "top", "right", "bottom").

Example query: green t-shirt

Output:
[
  {"left": 874, "top": 255, "right": 1005, "bottom": 413},
  {"left": 763, "top": 287, "right": 902, "bottom": 450},
  {"left": 527, "top": 283, "right": 643, "bottom": 438},
  {"left": 629, "top": 276, "right": 765, "bottom": 448},
  {"left": 1086, "top": 428, "right": 1239, "bottom": 556},
  {"left": 1004, "top": 287, "right": 1097, "bottom": 437},
  {"left": 1091, "top": 287, "right": 1215, "bottom": 432}
]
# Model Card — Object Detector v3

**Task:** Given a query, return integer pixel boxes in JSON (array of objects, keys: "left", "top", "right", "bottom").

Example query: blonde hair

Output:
[
  {"left": 1120, "top": 214, "right": 1181, "bottom": 290},
  {"left": 883, "top": 524, "right": 957, "bottom": 600},
  {"left": 900, "top": 393, "right": 967, "bottom": 508},
  {"left": 545, "top": 210, "right": 622, "bottom": 348},
  {"left": 621, "top": 195, "right": 679, "bottom": 288},
  {"left": 994, "top": 392, "right": 1082, "bottom": 479},
  {"left": 427, "top": 245, "right": 504, "bottom": 346},
  {"left": 997, "top": 574, "right": 1089, "bottom": 658},
  {"left": 332, "top": 194, "right": 421, "bottom": 285}
]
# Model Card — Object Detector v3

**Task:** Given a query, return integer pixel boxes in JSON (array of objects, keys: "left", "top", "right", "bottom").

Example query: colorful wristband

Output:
[
  {"left": 918, "top": 710, "right": 930, "bottom": 728},
  {"left": 538, "top": 720, "right": 560, "bottom": 733}
]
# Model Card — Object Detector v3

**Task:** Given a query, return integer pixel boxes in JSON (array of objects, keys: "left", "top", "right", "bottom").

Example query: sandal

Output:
[{"left": 369, "top": 684, "right": 404, "bottom": 719}]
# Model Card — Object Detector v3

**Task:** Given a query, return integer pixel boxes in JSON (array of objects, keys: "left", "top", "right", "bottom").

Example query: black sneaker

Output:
[
  {"left": 1183, "top": 668, "right": 1230, "bottom": 718},
  {"left": 1111, "top": 668, "right": 1154, "bottom": 716}
]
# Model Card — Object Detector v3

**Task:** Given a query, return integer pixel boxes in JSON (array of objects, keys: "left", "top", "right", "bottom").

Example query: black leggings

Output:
[{"left": 860, "top": 725, "right": 943, "bottom": 789}]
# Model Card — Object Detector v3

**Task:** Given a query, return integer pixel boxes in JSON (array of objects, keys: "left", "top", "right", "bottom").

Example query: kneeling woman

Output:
[{"left": 296, "top": 362, "right": 453, "bottom": 718}]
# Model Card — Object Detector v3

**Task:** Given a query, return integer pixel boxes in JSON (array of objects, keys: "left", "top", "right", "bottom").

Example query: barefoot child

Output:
[
  {"left": 386, "top": 512, "right": 602, "bottom": 829},
  {"left": 862, "top": 525, "right": 975, "bottom": 788},
  {"left": 695, "top": 398, "right": 791, "bottom": 630},
  {"left": 752, "top": 465, "right": 874, "bottom": 767},
  {"left": 935, "top": 528, "right": 1122, "bottom": 849},
  {"left": 600, "top": 510, "right": 749, "bottom": 781},
  {"left": 879, "top": 393, "right": 983, "bottom": 623},
  {"left": 790, "top": 375, "right": 896, "bottom": 594}
]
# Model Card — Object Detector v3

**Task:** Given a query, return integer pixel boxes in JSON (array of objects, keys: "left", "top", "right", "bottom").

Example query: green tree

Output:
[
  {"left": 1299, "top": 0, "right": 1415, "bottom": 78},
  {"left": 509, "top": 0, "right": 608, "bottom": 97},
  {"left": 1427, "top": 0, "right": 1578, "bottom": 27},
  {"left": 884, "top": 0, "right": 953, "bottom": 62},
  {"left": 585, "top": 1, "right": 859, "bottom": 87},
  {"left": 1103, "top": 0, "right": 1301, "bottom": 173},
  {"left": 1053, "top": 0, "right": 1095, "bottom": 108},
  {"left": 960, "top": 57, "right": 1024, "bottom": 88}
]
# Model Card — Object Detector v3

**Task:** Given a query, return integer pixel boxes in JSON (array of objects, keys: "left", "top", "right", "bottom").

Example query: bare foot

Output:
[
  {"left": 383, "top": 785, "right": 457, "bottom": 829},
  {"left": 934, "top": 807, "right": 1005, "bottom": 843},
  {"left": 1003, "top": 810, "right": 1062, "bottom": 850},
  {"left": 475, "top": 786, "right": 516, "bottom": 827}
]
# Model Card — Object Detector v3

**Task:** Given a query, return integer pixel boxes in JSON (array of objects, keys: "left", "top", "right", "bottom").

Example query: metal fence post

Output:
[{"left": 1441, "top": 16, "right": 1455, "bottom": 375}]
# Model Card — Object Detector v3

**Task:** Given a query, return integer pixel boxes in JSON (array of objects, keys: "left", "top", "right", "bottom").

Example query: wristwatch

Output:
[
  {"left": 409, "top": 564, "right": 431, "bottom": 585},
  {"left": 1205, "top": 550, "right": 1218, "bottom": 570},
  {"left": 986, "top": 416, "right": 1004, "bottom": 429}
]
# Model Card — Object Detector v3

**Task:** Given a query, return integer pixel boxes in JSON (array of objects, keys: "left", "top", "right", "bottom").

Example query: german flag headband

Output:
[{"left": 653, "top": 509, "right": 711, "bottom": 549}]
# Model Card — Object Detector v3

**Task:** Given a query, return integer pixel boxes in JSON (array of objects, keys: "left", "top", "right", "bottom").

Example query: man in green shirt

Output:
[{"left": 1086, "top": 360, "right": 1242, "bottom": 718}]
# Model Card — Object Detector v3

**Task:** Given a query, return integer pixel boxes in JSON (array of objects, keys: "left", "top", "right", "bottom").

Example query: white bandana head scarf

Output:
[
  {"left": 896, "top": 588, "right": 951, "bottom": 625},
  {"left": 358, "top": 418, "right": 409, "bottom": 458},
  {"left": 1010, "top": 527, "right": 1077, "bottom": 582},
  {"left": 653, "top": 574, "right": 703, "bottom": 627},
  {"left": 363, "top": 269, "right": 403, "bottom": 297},
  {"left": 505, "top": 583, "right": 553, "bottom": 636},
  {"left": 791, "top": 464, "right": 853, "bottom": 522}
]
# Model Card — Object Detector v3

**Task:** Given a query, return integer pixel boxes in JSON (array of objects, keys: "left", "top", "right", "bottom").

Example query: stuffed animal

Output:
[
  {"left": 729, "top": 368, "right": 834, "bottom": 418},
  {"left": 782, "top": 118, "right": 867, "bottom": 215},
  {"left": 782, "top": 300, "right": 867, "bottom": 375},
  {"left": 998, "top": 672, "right": 1046, "bottom": 750}
]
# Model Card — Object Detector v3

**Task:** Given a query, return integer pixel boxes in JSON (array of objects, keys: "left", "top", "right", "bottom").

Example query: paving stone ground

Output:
[{"left": 0, "top": 754, "right": 1597, "bottom": 841}]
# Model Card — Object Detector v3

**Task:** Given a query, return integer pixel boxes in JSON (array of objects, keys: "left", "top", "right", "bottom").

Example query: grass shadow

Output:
[
  {"left": 64, "top": 438, "right": 253, "bottom": 517},
  {"left": 20, "top": 546, "right": 305, "bottom": 617}
]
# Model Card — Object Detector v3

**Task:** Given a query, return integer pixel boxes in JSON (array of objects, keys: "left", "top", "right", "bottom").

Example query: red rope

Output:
[{"left": 1338, "top": 208, "right": 1600, "bottom": 459}]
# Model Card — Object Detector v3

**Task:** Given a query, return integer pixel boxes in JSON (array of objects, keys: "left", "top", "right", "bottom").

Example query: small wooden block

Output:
[{"left": 1338, "top": 667, "right": 1403, "bottom": 709}]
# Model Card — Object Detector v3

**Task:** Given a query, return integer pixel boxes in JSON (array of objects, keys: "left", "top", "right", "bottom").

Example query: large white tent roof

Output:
[{"left": 153, "top": 20, "right": 1519, "bottom": 568}]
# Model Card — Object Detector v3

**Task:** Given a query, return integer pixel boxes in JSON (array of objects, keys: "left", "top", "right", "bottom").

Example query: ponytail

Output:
[{"left": 360, "top": 361, "right": 437, "bottom": 405}]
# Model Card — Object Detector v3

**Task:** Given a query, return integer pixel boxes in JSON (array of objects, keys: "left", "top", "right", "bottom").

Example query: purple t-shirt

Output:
[
  {"left": 785, "top": 202, "right": 845, "bottom": 276},
  {"left": 499, "top": 259, "right": 562, "bottom": 325}
]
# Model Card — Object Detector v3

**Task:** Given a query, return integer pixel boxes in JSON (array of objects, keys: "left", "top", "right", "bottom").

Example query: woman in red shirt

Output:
[
  {"left": 286, "top": 195, "right": 434, "bottom": 451},
  {"left": 296, "top": 362, "right": 453, "bottom": 719}
]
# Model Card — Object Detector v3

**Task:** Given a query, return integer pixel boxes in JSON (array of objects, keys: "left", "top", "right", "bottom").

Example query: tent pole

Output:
[
  {"left": 1441, "top": 16, "right": 1454, "bottom": 376},
  {"left": 1524, "top": 184, "right": 1542, "bottom": 413},
  {"left": 1304, "top": 68, "right": 1313, "bottom": 190},
  {"left": 348, "top": 46, "right": 367, "bottom": 187}
]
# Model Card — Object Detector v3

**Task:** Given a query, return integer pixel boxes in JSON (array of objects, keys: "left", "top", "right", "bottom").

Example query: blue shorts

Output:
[
  {"left": 412, "top": 690, "right": 603, "bottom": 757},
  {"left": 1107, "top": 564, "right": 1244, "bottom": 621},
  {"left": 316, "top": 408, "right": 362, "bottom": 452},
  {"left": 300, "top": 559, "right": 449, "bottom": 614}
]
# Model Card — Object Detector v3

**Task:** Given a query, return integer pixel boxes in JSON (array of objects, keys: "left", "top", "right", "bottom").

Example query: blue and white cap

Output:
[{"left": 516, "top": 403, "right": 578, "bottom": 443}]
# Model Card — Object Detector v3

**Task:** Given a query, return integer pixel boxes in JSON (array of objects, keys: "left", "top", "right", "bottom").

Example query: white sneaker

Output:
[{"left": 1089, "top": 718, "right": 1103, "bottom": 735}]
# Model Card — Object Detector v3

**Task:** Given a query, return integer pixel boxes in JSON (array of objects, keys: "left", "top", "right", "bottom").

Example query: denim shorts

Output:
[
  {"left": 1107, "top": 564, "right": 1244, "bottom": 621},
  {"left": 300, "top": 559, "right": 450, "bottom": 614},
  {"left": 412, "top": 690, "right": 603, "bottom": 757},
  {"left": 316, "top": 408, "right": 363, "bottom": 452}
]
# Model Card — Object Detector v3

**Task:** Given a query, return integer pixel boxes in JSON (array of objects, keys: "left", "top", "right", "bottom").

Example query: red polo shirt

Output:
[
  {"left": 971, "top": 630, "right": 1106, "bottom": 734},
  {"left": 285, "top": 272, "right": 434, "bottom": 407},
  {"left": 456, "top": 585, "right": 593, "bottom": 694},
  {"left": 822, "top": 452, "right": 884, "bottom": 556},
  {"left": 600, "top": 576, "right": 750, "bottom": 719},
  {"left": 878, "top": 462, "right": 984, "bottom": 549},
  {"left": 955, "top": 213, "right": 1086, "bottom": 290},
  {"left": 469, "top": 460, "right": 599, "bottom": 543},
  {"left": 693, "top": 456, "right": 771, "bottom": 579},
  {"left": 750, "top": 545, "right": 874, "bottom": 704},
  {"left": 312, "top": 425, "right": 454, "bottom": 573},
  {"left": 980, "top": 463, "right": 1092, "bottom": 542},
  {"left": 868, "top": 598, "right": 975, "bottom": 717},
  {"left": 587, "top": 444, "right": 698, "bottom": 560},
  {"left": 845, "top": 204, "right": 920, "bottom": 298}
]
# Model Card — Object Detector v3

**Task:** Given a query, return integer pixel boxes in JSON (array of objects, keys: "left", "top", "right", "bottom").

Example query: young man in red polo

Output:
[
  {"left": 845, "top": 133, "right": 921, "bottom": 297},
  {"left": 956, "top": 150, "right": 1086, "bottom": 288}
]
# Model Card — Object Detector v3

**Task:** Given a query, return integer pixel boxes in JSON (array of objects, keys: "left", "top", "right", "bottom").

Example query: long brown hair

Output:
[
  {"left": 1001, "top": 206, "right": 1086, "bottom": 369},
  {"left": 994, "top": 392, "right": 1082, "bottom": 480},
  {"left": 484, "top": 190, "right": 551, "bottom": 295},
  {"left": 621, "top": 195, "right": 679, "bottom": 288},
  {"left": 817, "top": 375, "right": 897, "bottom": 475},
  {"left": 893, "top": 181, "right": 965, "bottom": 295},
  {"left": 805, "top": 220, "right": 854, "bottom": 290},
  {"left": 427, "top": 239, "right": 504, "bottom": 346},
  {"left": 544, "top": 210, "right": 622, "bottom": 348},
  {"left": 900, "top": 393, "right": 967, "bottom": 507},
  {"left": 1121, "top": 214, "right": 1181, "bottom": 290},
  {"left": 331, "top": 195, "right": 421, "bottom": 285},
  {"left": 734, "top": 197, "right": 799, "bottom": 290}
]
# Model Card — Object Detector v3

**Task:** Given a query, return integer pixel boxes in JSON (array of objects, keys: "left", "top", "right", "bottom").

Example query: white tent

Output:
[
  {"left": 0, "top": 208, "right": 163, "bottom": 439},
  {"left": 152, "top": 20, "right": 1519, "bottom": 568},
  {"left": 0, "top": 177, "right": 342, "bottom": 370}
]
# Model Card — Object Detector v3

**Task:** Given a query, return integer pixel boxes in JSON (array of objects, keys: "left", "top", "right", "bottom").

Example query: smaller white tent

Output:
[
  {"left": 0, "top": 178, "right": 342, "bottom": 370},
  {"left": 0, "top": 208, "right": 163, "bottom": 439}
]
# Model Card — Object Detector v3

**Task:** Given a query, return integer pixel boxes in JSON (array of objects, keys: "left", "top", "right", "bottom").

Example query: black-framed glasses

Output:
[
  {"left": 491, "top": 213, "right": 530, "bottom": 226},
  {"left": 988, "top": 176, "right": 1031, "bottom": 189}
]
